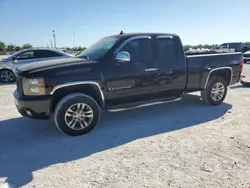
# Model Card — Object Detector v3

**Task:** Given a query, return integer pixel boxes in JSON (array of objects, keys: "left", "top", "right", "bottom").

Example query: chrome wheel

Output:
[
  {"left": 211, "top": 82, "right": 225, "bottom": 101},
  {"left": 0, "top": 70, "right": 15, "bottom": 83},
  {"left": 64, "top": 103, "right": 93, "bottom": 130}
]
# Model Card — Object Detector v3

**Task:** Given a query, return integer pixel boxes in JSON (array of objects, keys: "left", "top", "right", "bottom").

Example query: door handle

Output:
[{"left": 145, "top": 68, "right": 157, "bottom": 72}]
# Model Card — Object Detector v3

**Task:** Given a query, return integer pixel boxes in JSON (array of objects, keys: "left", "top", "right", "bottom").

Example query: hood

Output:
[
  {"left": 244, "top": 51, "right": 250, "bottom": 54},
  {"left": 16, "top": 57, "right": 96, "bottom": 74}
]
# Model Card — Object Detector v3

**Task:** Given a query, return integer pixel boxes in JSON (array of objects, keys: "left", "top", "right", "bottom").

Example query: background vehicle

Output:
[
  {"left": 212, "top": 42, "right": 243, "bottom": 53},
  {"left": 243, "top": 51, "right": 250, "bottom": 63},
  {"left": 212, "top": 45, "right": 233, "bottom": 53},
  {"left": 14, "top": 33, "right": 244, "bottom": 136},
  {"left": 212, "top": 42, "right": 244, "bottom": 53},
  {"left": 242, "top": 45, "right": 250, "bottom": 53},
  {"left": 0, "top": 48, "right": 73, "bottom": 83}
]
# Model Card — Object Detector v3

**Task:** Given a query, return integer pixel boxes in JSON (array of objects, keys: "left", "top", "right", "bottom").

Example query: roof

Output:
[{"left": 106, "top": 32, "right": 178, "bottom": 39}]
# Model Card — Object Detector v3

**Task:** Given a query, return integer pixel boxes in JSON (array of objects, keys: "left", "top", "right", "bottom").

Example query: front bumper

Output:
[{"left": 14, "top": 89, "right": 51, "bottom": 119}]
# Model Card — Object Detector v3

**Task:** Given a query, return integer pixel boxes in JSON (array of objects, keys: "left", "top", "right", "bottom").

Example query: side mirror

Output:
[
  {"left": 12, "top": 56, "right": 17, "bottom": 61},
  {"left": 115, "top": 51, "right": 130, "bottom": 63}
]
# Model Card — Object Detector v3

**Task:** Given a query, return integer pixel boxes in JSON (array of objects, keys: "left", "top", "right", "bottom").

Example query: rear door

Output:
[
  {"left": 154, "top": 35, "right": 187, "bottom": 96},
  {"left": 105, "top": 36, "right": 160, "bottom": 106}
]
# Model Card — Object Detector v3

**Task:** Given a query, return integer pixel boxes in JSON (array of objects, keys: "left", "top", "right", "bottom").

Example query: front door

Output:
[
  {"left": 11, "top": 51, "right": 37, "bottom": 69},
  {"left": 105, "top": 36, "right": 160, "bottom": 107}
]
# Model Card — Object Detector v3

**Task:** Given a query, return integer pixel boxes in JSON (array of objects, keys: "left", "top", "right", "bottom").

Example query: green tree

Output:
[
  {"left": 65, "top": 47, "right": 72, "bottom": 51},
  {"left": 77, "top": 46, "right": 86, "bottom": 51},
  {"left": 0, "top": 41, "right": 6, "bottom": 51},
  {"left": 245, "top": 42, "right": 250, "bottom": 45},
  {"left": 22, "top": 43, "right": 32, "bottom": 49},
  {"left": 7, "top": 44, "right": 15, "bottom": 51},
  {"left": 15, "top": 46, "right": 21, "bottom": 51}
]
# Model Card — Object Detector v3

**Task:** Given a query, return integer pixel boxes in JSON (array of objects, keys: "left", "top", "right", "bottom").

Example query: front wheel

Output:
[
  {"left": 201, "top": 76, "right": 228, "bottom": 105},
  {"left": 54, "top": 93, "right": 100, "bottom": 136},
  {"left": 0, "top": 69, "right": 15, "bottom": 83}
]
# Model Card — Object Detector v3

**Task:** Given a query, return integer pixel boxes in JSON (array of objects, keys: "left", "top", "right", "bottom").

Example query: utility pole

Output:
[
  {"left": 52, "top": 30, "right": 56, "bottom": 48},
  {"left": 73, "top": 28, "right": 75, "bottom": 48}
]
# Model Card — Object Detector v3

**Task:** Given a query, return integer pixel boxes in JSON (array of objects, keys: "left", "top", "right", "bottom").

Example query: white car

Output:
[
  {"left": 212, "top": 46, "right": 235, "bottom": 53},
  {"left": 243, "top": 51, "right": 250, "bottom": 64},
  {"left": 0, "top": 48, "right": 74, "bottom": 83}
]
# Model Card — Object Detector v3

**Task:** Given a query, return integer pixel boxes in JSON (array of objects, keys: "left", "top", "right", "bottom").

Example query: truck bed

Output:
[{"left": 185, "top": 52, "right": 243, "bottom": 92}]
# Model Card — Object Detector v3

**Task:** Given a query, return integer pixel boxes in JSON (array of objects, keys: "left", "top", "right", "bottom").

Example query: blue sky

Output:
[{"left": 0, "top": 0, "right": 249, "bottom": 47}]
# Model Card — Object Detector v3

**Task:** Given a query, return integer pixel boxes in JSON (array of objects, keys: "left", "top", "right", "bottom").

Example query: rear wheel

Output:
[
  {"left": 201, "top": 76, "right": 227, "bottom": 105},
  {"left": 54, "top": 93, "right": 100, "bottom": 136},
  {"left": 0, "top": 69, "right": 15, "bottom": 83}
]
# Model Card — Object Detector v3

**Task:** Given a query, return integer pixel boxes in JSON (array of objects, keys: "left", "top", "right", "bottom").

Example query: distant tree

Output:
[
  {"left": 0, "top": 41, "right": 6, "bottom": 51},
  {"left": 6, "top": 44, "right": 15, "bottom": 51},
  {"left": 184, "top": 44, "right": 219, "bottom": 50},
  {"left": 245, "top": 42, "right": 250, "bottom": 45},
  {"left": 22, "top": 43, "right": 32, "bottom": 49},
  {"left": 65, "top": 47, "right": 72, "bottom": 51},
  {"left": 77, "top": 46, "right": 86, "bottom": 51},
  {"left": 14, "top": 46, "right": 21, "bottom": 51}
]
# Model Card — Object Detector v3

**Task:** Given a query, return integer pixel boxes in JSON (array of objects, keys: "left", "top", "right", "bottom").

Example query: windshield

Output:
[
  {"left": 78, "top": 36, "right": 118, "bottom": 60},
  {"left": 3, "top": 50, "right": 25, "bottom": 61}
]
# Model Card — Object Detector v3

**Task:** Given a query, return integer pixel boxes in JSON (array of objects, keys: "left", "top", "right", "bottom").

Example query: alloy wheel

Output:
[{"left": 64, "top": 103, "right": 94, "bottom": 130}]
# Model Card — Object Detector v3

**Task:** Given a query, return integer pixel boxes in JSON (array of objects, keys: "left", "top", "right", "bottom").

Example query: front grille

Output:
[{"left": 16, "top": 77, "right": 23, "bottom": 95}]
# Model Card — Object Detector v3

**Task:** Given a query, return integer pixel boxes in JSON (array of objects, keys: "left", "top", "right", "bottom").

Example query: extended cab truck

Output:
[{"left": 13, "top": 33, "right": 244, "bottom": 136}]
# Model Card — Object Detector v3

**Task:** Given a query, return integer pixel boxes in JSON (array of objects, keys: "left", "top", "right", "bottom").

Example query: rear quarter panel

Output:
[{"left": 186, "top": 53, "right": 243, "bottom": 91}]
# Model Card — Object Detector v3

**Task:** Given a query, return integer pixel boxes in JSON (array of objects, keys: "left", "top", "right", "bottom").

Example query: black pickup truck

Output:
[{"left": 14, "top": 33, "right": 244, "bottom": 136}]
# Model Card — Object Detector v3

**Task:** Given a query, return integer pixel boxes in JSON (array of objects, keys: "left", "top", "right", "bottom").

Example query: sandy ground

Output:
[
  {"left": 0, "top": 65, "right": 250, "bottom": 188},
  {"left": 0, "top": 55, "right": 8, "bottom": 60}
]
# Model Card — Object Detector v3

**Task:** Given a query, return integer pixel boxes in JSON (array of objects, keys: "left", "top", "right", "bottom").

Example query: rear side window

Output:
[
  {"left": 155, "top": 37, "right": 180, "bottom": 69},
  {"left": 35, "top": 50, "right": 63, "bottom": 58},
  {"left": 120, "top": 39, "right": 154, "bottom": 65}
]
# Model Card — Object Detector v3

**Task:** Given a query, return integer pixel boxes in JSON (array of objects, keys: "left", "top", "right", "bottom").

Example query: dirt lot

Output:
[
  {"left": 0, "top": 66, "right": 250, "bottom": 188},
  {"left": 0, "top": 55, "right": 8, "bottom": 59}
]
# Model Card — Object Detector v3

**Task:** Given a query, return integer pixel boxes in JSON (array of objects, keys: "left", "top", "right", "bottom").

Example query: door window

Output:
[
  {"left": 35, "top": 50, "right": 63, "bottom": 58},
  {"left": 155, "top": 37, "right": 182, "bottom": 69},
  {"left": 119, "top": 39, "right": 154, "bottom": 66},
  {"left": 16, "top": 51, "right": 35, "bottom": 60}
]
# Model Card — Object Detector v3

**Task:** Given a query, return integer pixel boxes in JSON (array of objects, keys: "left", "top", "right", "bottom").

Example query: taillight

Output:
[{"left": 240, "top": 59, "right": 244, "bottom": 71}]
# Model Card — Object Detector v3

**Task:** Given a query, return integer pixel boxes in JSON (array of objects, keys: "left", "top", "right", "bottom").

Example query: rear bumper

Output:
[{"left": 14, "top": 89, "right": 51, "bottom": 119}]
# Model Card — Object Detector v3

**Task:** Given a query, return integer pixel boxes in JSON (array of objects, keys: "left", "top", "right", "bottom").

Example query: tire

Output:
[
  {"left": 54, "top": 93, "right": 100, "bottom": 136},
  {"left": 201, "top": 76, "right": 228, "bottom": 106},
  {"left": 0, "top": 69, "right": 15, "bottom": 83}
]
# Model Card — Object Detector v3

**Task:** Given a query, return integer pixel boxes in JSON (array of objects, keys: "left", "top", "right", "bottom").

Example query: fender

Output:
[
  {"left": 204, "top": 67, "right": 233, "bottom": 89},
  {"left": 50, "top": 81, "right": 105, "bottom": 107}
]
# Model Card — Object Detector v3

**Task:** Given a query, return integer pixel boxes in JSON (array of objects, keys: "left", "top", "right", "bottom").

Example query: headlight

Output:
[{"left": 23, "top": 78, "right": 46, "bottom": 96}]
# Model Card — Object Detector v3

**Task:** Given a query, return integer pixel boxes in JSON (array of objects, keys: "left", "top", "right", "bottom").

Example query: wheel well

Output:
[
  {"left": 51, "top": 84, "right": 103, "bottom": 113},
  {"left": 210, "top": 69, "right": 232, "bottom": 85},
  {"left": 0, "top": 68, "right": 13, "bottom": 72}
]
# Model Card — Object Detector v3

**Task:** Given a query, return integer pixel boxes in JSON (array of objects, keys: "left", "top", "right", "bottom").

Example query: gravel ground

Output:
[
  {"left": 0, "top": 55, "right": 8, "bottom": 59},
  {"left": 0, "top": 65, "right": 250, "bottom": 188}
]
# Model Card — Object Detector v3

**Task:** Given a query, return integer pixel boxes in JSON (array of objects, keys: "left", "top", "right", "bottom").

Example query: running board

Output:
[{"left": 106, "top": 97, "right": 182, "bottom": 112}]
